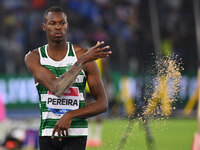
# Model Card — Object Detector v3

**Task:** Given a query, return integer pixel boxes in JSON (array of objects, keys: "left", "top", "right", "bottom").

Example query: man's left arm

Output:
[{"left": 52, "top": 60, "right": 108, "bottom": 140}]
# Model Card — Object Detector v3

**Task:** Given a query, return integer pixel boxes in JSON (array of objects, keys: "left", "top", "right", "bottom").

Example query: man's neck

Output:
[
  {"left": 48, "top": 40, "right": 68, "bottom": 52},
  {"left": 47, "top": 40, "right": 68, "bottom": 61}
]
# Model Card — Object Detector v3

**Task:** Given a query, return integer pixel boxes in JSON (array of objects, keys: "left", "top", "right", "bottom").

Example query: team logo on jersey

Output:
[{"left": 46, "top": 87, "right": 79, "bottom": 114}]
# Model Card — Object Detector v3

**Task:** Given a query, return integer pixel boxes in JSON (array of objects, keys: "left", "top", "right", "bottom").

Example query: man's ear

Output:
[{"left": 42, "top": 23, "right": 46, "bottom": 31}]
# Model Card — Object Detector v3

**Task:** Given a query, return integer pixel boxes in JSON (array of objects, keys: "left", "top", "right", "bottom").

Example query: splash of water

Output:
[{"left": 143, "top": 55, "right": 183, "bottom": 117}]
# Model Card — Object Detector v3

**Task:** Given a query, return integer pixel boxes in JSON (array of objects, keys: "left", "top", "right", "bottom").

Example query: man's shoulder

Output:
[
  {"left": 24, "top": 48, "right": 39, "bottom": 61},
  {"left": 28, "top": 48, "right": 39, "bottom": 56}
]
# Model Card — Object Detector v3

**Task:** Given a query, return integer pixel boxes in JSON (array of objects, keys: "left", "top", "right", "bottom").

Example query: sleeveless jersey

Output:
[{"left": 36, "top": 42, "right": 88, "bottom": 137}]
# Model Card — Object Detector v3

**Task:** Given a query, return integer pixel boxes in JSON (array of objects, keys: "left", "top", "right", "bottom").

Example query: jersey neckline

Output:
[{"left": 45, "top": 42, "right": 70, "bottom": 63}]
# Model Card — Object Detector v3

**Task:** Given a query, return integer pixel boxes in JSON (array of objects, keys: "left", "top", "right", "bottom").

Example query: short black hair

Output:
[{"left": 43, "top": 6, "right": 67, "bottom": 22}]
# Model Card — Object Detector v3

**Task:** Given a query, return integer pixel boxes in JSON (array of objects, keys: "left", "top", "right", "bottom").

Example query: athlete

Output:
[{"left": 24, "top": 6, "right": 111, "bottom": 150}]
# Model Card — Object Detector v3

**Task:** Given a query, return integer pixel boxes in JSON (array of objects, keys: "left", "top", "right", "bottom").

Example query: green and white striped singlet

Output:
[{"left": 36, "top": 42, "right": 88, "bottom": 137}]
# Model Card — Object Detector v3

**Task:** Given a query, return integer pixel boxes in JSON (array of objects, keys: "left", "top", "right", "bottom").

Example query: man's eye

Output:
[{"left": 50, "top": 22, "right": 55, "bottom": 25}]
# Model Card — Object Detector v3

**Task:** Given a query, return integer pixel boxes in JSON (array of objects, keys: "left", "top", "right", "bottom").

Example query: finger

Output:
[
  {"left": 99, "top": 50, "right": 112, "bottom": 55},
  {"left": 108, "top": 51, "right": 112, "bottom": 54},
  {"left": 51, "top": 127, "right": 57, "bottom": 139},
  {"left": 99, "top": 51, "right": 112, "bottom": 58},
  {"left": 62, "top": 129, "right": 66, "bottom": 137},
  {"left": 99, "top": 41, "right": 104, "bottom": 44},
  {"left": 97, "top": 46, "right": 110, "bottom": 52},
  {"left": 92, "top": 41, "right": 105, "bottom": 49},
  {"left": 65, "top": 129, "right": 68, "bottom": 136},
  {"left": 58, "top": 129, "right": 62, "bottom": 141}
]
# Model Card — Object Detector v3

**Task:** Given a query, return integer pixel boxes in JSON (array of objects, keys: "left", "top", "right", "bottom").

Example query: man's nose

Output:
[{"left": 55, "top": 23, "right": 61, "bottom": 30}]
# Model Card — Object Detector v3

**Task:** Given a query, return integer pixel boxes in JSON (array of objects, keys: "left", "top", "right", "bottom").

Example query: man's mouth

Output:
[{"left": 55, "top": 33, "right": 63, "bottom": 37}]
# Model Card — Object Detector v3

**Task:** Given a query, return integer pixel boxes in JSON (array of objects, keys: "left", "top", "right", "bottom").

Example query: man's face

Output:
[{"left": 43, "top": 12, "right": 68, "bottom": 43}]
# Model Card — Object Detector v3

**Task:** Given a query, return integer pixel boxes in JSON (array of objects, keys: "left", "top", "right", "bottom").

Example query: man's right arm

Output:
[{"left": 24, "top": 41, "right": 111, "bottom": 97}]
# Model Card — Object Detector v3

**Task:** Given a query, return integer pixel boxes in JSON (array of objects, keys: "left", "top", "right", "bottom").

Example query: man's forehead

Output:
[{"left": 45, "top": 12, "right": 67, "bottom": 21}]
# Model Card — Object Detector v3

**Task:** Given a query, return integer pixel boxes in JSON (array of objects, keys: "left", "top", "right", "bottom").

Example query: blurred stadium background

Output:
[{"left": 0, "top": 0, "right": 199, "bottom": 150}]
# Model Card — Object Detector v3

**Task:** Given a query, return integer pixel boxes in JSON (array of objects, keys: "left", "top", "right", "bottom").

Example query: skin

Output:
[{"left": 24, "top": 11, "right": 112, "bottom": 141}]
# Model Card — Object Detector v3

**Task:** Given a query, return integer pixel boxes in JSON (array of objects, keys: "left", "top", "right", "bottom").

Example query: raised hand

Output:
[{"left": 81, "top": 41, "right": 112, "bottom": 64}]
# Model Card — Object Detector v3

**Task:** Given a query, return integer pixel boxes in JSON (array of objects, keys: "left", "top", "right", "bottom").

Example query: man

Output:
[{"left": 24, "top": 6, "right": 111, "bottom": 150}]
